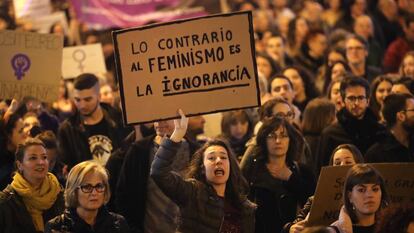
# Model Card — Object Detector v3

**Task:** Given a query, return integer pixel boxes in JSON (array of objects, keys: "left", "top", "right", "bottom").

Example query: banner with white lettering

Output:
[
  {"left": 113, "top": 11, "right": 260, "bottom": 125},
  {"left": 70, "top": 0, "right": 221, "bottom": 29}
]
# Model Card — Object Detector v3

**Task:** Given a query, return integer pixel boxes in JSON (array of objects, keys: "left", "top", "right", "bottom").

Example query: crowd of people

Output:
[{"left": 1, "top": 0, "right": 414, "bottom": 233}]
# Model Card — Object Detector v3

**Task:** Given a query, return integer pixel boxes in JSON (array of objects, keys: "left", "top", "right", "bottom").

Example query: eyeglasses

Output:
[
  {"left": 275, "top": 111, "right": 295, "bottom": 120},
  {"left": 345, "top": 95, "right": 367, "bottom": 103},
  {"left": 346, "top": 46, "right": 365, "bottom": 51},
  {"left": 403, "top": 109, "right": 414, "bottom": 112},
  {"left": 266, "top": 133, "right": 289, "bottom": 141},
  {"left": 78, "top": 183, "right": 106, "bottom": 193}
]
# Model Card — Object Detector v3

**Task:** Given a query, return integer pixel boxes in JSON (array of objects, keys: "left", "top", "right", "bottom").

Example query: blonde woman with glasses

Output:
[{"left": 45, "top": 161, "right": 130, "bottom": 233}]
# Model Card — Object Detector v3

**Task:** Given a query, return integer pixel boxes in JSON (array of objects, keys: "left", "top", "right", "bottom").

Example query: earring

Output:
[{"left": 352, "top": 205, "right": 356, "bottom": 211}]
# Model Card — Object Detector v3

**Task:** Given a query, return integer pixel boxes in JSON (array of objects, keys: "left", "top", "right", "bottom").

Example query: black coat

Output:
[
  {"left": 57, "top": 104, "right": 122, "bottom": 169},
  {"left": 0, "top": 150, "right": 14, "bottom": 191},
  {"left": 365, "top": 131, "right": 414, "bottom": 163},
  {"left": 115, "top": 135, "right": 199, "bottom": 233},
  {"left": 0, "top": 185, "right": 64, "bottom": 233},
  {"left": 151, "top": 138, "right": 256, "bottom": 233},
  {"left": 45, "top": 207, "right": 130, "bottom": 233},
  {"left": 241, "top": 151, "right": 315, "bottom": 233},
  {"left": 318, "top": 108, "right": 385, "bottom": 169},
  {"left": 282, "top": 196, "right": 314, "bottom": 233}
]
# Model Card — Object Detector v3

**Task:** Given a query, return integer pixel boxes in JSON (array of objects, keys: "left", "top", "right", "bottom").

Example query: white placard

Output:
[{"left": 62, "top": 43, "right": 107, "bottom": 79}]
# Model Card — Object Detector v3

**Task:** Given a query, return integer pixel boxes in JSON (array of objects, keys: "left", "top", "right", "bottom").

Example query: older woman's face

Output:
[
  {"left": 77, "top": 171, "right": 106, "bottom": 211},
  {"left": 266, "top": 126, "right": 290, "bottom": 157},
  {"left": 17, "top": 145, "right": 48, "bottom": 186}
]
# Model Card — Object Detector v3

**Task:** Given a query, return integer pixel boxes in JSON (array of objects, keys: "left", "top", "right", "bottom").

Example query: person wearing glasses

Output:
[
  {"left": 241, "top": 116, "right": 316, "bottom": 233},
  {"left": 365, "top": 93, "right": 414, "bottom": 163},
  {"left": 318, "top": 75, "right": 385, "bottom": 168},
  {"left": 344, "top": 34, "right": 381, "bottom": 84},
  {"left": 45, "top": 161, "right": 130, "bottom": 233},
  {"left": 0, "top": 138, "right": 64, "bottom": 233}
]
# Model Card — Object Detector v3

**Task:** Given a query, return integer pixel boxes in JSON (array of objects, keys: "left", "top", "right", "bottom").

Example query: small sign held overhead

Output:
[{"left": 62, "top": 43, "right": 107, "bottom": 79}]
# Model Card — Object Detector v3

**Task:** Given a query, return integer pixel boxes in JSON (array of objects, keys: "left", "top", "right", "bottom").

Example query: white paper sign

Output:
[
  {"left": 62, "top": 43, "right": 107, "bottom": 79},
  {"left": 14, "top": 0, "right": 52, "bottom": 19},
  {"left": 30, "top": 11, "right": 69, "bottom": 34}
]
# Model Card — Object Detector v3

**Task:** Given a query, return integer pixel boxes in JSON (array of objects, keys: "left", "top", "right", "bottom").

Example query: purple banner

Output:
[{"left": 70, "top": 0, "right": 220, "bottom": 29}]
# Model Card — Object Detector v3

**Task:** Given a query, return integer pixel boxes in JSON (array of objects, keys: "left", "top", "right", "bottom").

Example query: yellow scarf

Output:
[{"left": 11, "top": 172, "right": 61, "bottom": 232}]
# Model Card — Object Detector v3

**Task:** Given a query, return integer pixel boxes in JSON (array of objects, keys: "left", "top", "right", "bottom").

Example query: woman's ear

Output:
[
  {"left": 347, "top": 191, "right": 353, "bottom": 204},
  {"left": 16, "top": 161, "right": 22, "bottom": 173}
]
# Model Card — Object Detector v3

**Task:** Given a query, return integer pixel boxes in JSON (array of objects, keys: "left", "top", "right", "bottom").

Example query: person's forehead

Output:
[
  {"left": 204, "top": 146, "right": 227, "bottom": 155},
  {"left": 345, "top": 85, "right": 366, "bottom": 95},
  {"left": 406, "top": 98, "right": 414, "bottom": 107},
  {"left": 346, "top": 38, "right": 364, "bottom": 47},
  {"left": 74, "top": 88, "right": 98, "bottom": 97},
  {"left": 272, "top": 78, "right": 290, "bottom": 87},
  {"left": 273, "top": 103, "right": 291, "bottom": 112}
]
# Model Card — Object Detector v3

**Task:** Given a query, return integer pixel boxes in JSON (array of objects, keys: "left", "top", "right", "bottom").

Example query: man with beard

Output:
[
  {"left": 365, "top": 93, "right": 414, "bottom": 162},
  {"left": 318, "top": 76, "right": 385, "bottom": 168},
  {"left": 58, "top": 73, "right": 122, "bottom": 169}
]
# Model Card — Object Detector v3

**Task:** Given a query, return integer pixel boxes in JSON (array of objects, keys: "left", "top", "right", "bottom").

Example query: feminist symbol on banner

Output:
[
  {"left": 72, "top": 49, "right": 86, "bottom": 73},
  {"left": 11, "top": 53, "right": 31, "bottom": 80}
]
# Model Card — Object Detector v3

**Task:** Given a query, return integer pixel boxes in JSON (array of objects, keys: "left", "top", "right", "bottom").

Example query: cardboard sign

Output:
[
  {"left": 0, "top": 30, "right": 63, "bottom": 102},
  {"left": 62, "top": 43, "right": 107, "bottom": 79},
  {"left": 308, "top": 163, "right": 414, "bottom": 226},
  {"left": 30, "top": 11, "right": 69, "bottom": 34},
  {"left": 14, "top": 0, "right": 52, "bottom": 20},
  {"left": 113, "top": 11, "right": 260, "bottom": 125}
]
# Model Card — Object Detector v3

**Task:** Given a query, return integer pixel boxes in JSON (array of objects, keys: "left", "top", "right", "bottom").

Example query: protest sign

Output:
[
  {"left": 62, "top": 43, "right": 107, "bottom": 79},
  {"left": 0, "top": 30, "right": 63, "bottom": 102},
  {"left": 308, "top": 163, "right": 414, "bottom": 226},
  {"left": 113, "top": 11, "right": 260, "bottom": 125},
  {"left": 70, "top": 0, "right": 220, "bottom": 29},
  {"left": 30, "top": 11, "right": 69, "bottom": 34},
  {"left": 14, "top": 0, "right": 52, "bottom": 20}
]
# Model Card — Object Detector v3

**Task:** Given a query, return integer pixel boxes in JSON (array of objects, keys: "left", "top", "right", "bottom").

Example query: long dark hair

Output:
[
  {"left": 343, "top": 164, "right": 389, "bottom": 223},
  {"left": 185, "top": 139, "right": 249, "bottom": 209},
  {"left": 255, "top": 117, "right": 302, "bottom": 164},
  {"left": 369, "top": 75, "right": 393, "bottom": 119}
]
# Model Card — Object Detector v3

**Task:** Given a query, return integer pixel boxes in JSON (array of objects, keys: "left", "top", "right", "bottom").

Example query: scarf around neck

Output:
[{"left": 11, "top": 172, "right": 61, "bottom": 232}]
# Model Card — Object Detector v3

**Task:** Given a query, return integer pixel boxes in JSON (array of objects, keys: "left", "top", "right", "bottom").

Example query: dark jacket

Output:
[
  {"left": 115, "top": 135, "right": 199, "bottom": 233},
  {"left": 240, "top": 150, "right": 315, "bottom": 233},
  {"left": 45, "top": 207, "right": 130, "bottom": 233},
  {"left": 151, "top": 138, "right": 256, "bottom": 233},
  {"left": 318, "top": 108, "right": 385, "bottom": 169},
  {"left": 0, "top": 150, "right": 14, "bottom": 191},
  {"left": 282, "top": 196, "right": 314, "bottom": 233},
  {"left": 365, "top": 131, "right": 414, "bottom": 163},
  {"left": 0, "top": 185, "right": 64, "bottom": 233},
  {"left": 57, "top": 104, "right": 122, "bottom": 169}
]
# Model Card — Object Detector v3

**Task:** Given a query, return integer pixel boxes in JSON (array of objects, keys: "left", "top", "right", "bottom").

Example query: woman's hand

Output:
[
  {"left": 170, "top": 109, "right": 188, "bottom": 143},
  {"left": 289, "top": 219, "right": 307, "bottom": 233}
]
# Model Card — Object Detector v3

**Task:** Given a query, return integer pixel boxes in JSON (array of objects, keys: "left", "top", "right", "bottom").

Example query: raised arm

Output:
[{"left": 150, "top": 109, "right": 195, "bottom": 206}]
